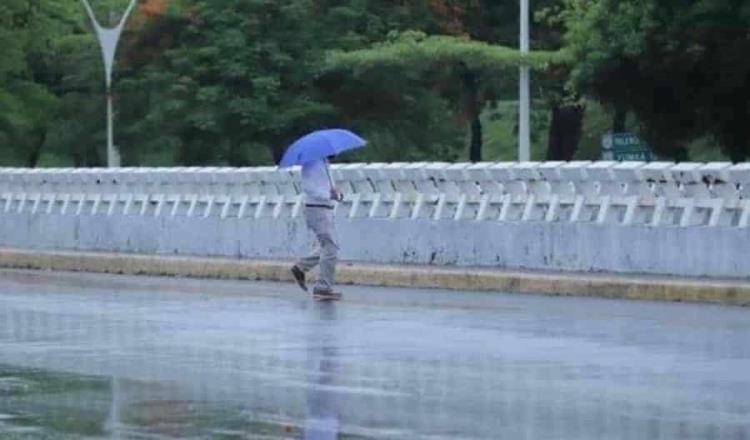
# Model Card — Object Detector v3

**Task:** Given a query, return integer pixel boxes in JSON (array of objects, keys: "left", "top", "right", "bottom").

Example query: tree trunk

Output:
[
  {"left": 719, "top": 103, "right": 750, "bottom": 163},
  {"left": 271, "top": 144, "right": 284, "bottom": 166},
  {"left": 25, "top": 129, "right": 46, "bottom": 168},
  {"left": 612, "top": 106, "right": 627, "bottom": 133},
  {"left": 469, "top": 116, "right": 482, "bottom": 163},
  {"left": 459, "top": 63, "right": 482, "bottom": 162},
  {"left": 546, "top": 103, "right": 585, "bottom": 161},
  {"left": 726, "top": 147, "right": 747, "bottom": 163},
  {"left": 227, "top": 140, "right": 248, "bottom": 167},
  {"left": 72, "top": 153, "right": 82, "bottom": 168}
]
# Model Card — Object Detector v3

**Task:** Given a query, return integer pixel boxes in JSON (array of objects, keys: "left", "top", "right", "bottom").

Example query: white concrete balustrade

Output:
[
  {"left": 0, "top": 161, "right": 748, "bottom": 227},
  {"left": 2, "top": 162, "right": 750, "bottom": 279}
]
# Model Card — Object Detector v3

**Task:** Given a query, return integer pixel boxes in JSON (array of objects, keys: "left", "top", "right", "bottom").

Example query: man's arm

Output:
[{"left": 325, "top": 159, "right": 344, "bottom": 201}]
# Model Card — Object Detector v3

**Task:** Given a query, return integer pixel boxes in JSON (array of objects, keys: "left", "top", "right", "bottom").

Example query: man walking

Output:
[{"left": 291, "top": 157, "right": 343, "bottom": 300}]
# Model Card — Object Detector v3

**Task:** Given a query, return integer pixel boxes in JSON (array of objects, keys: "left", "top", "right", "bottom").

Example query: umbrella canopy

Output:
[{"left": 279, "top": 129, "right": 366, "bottom": 168}]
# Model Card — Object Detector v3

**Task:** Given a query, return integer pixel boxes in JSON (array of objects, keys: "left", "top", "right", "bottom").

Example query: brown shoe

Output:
[{"left": 291, "top": 266, "right": 307, "bottom": 292}]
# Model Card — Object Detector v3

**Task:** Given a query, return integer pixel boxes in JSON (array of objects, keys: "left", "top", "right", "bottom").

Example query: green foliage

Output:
[
  {"left": 0, "top": 1, "right": 27, "bottom": 82},
  {"left": 323, "top": 30, "right": 567, "bottom": 161},
  {"left": 118, "top": 0, "right": 400, "bottom": 165},
  {"left": 560, "top": 0, "right": 750, "bottom": 161},
  {"left": 1, "top": 0, "right": 747, "bottom": 166},
  {"left": 325, "top": 30, "right": 568, "bottom": 74},
  {"left": 0, "top": 0, "right": 90, "bottom": 166}
]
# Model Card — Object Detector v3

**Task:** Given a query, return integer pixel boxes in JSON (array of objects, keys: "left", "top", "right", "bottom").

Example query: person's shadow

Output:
[{"left": 303, "top": 302, "right": 341, "bottom": 439}]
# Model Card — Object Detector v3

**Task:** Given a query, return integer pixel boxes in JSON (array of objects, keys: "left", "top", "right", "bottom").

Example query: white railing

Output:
[{"left": 0, "top": 161, "right": 749, "bottom": 227}]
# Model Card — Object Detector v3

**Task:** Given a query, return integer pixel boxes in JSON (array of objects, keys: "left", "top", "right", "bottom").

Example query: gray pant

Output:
[{"left": 296, "top": 206, "right": 339, "bottom": 291}]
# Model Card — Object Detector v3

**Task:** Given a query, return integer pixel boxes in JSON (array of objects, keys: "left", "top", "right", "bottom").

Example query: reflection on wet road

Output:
[{"left": 1, "top": 269, "right": 749, "bottom": 439}]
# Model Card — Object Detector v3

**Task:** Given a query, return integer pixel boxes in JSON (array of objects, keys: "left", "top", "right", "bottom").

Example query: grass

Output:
[{"left": 481, "top": 100, "right": 550, "bottom": 162}]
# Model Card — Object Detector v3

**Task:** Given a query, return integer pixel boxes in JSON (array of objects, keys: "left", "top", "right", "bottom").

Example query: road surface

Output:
[{"left": 0, "top": 269, "right": 749, "bottom": 439}]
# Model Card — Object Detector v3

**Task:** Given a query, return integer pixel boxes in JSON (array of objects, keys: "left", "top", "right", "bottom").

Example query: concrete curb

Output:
[{"left": 0, "top": 248, "right": 748, "bottom": 306}]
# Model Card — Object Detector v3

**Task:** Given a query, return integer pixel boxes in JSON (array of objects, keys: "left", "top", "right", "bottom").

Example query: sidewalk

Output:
[{"left": 0, "top": 248, "right": 748, "bottom": 306}]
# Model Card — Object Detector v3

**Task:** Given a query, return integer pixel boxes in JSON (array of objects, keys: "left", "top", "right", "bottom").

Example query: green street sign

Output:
[{"left": 602, "top": 133, "right": 655, "bottom": 161}]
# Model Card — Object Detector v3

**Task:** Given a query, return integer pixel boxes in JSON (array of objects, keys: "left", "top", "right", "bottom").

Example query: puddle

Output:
[
  {"left": 0, "top": 364, "right": 372, "bottom": 439},
  {"left": 0, "top": 377, "right": 33, "bottom": 396}
]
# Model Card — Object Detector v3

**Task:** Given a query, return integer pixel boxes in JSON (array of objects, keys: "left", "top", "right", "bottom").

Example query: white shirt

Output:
[{"left": 301, "top": 159, "right": 333, "bottom": 206}]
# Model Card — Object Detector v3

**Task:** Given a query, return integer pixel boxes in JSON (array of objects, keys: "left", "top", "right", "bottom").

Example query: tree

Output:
[
  {"left": 114, "top": 0, "right": 480, "bottom": 165},
  {"left": 323, "top": 0, "right": 590, "bottom": 162},
  {"left": 116, "top": 0, "right": 354, "bottom": 165},
  {"left": 323, "top": 31, "right": 565, "bottom": 161},
  {"left": 561, "top": 0, "right": 750, "bottom": 161},
  {"left": 0, "top": 0, "right": 62, "bottom": 166}
]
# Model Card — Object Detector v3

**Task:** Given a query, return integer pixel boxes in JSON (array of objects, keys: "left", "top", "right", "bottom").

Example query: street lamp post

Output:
[
  {"left": 80, "top": 0, "right": 138, "bottom": 168},
  {"left": 519, "top": 0, "right": 531, "bottom": 162}
]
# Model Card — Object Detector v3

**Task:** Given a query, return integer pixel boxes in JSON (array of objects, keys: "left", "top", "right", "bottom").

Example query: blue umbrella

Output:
[{"left": 279, "top": 129, "right": 367, "bottom": 168}]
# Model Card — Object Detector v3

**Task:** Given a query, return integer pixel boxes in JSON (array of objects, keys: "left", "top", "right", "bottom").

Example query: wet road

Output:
[{"left": 0, "top": 269, "right": 749, "bottom": 439}]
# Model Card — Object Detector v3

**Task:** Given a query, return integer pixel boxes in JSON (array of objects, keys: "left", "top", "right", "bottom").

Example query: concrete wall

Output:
[
  {"left": 1, "top": 162, "right": 749, "bottom": 280},
  {"left": 1, "top": 212, "right": 747, "bottom": 279}
]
